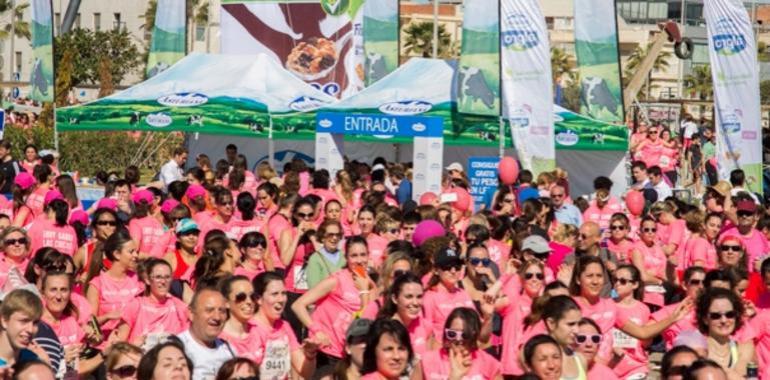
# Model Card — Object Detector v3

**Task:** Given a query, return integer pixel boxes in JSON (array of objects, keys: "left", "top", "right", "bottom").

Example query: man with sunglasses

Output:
[
  {"left": 563, "top": 222, "right": 617, "bottom": 297},
  {"left": 552, "top": 185, "right": 581, "bottom": 227},
  {"left": 720, "top": 197, "right": 770, "bottom": 273},
  {"left": 651, "top": 266, "right": 705, "bottom": 349}
]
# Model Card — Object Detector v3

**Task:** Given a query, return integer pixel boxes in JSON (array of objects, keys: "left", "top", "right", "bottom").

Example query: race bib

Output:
[
  {"left": 612, "top": 328, "right": 638, "bottom": 349},
  {"left": 260, "top": 337, "right": 291, "bottom": 380},
  {"left": 659, "top": 155, "right": 671, "bottom": 167}
]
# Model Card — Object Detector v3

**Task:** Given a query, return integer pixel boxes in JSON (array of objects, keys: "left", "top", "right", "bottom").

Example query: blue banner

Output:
[
  {"left": 316, "top": 112, "right": 444, "bottom": 138},
  {"left": 468, "top": 156, "right": 500, "bottom": 210}
]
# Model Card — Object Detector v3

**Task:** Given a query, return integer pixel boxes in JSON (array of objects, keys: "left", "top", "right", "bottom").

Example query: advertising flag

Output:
[
  {"left": 500, "top": 0, "right": 554, "bottom": 175},
  {"left": 458, "top": 0, "right": 500, "bottom": 117},
  {"left": 146, "top": 0, "right": 187, "bottom": 78},
  {"left": 573, "top": 0, "right": 624, "bottom": 123},
  {"left": 705, "top": 0, "right": 763, "bottom": 194},
  {"left": 363, "top": 0, "right": 398, "bottom": 85},
  {"left": 29, "top": 0, "right": 54, "bottom": 102},
  {"left": 220, "top": 0, "right": 366, "bottom": 99}
]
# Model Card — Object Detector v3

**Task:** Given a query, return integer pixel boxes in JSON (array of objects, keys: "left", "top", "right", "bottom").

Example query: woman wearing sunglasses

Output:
[
  {"left": 610, "top": 265, "right": 650, "bottom": 379},
  {"left": 0, "top": 227, "right": 33, "bottom": 289},
  {"left": 362, "top": 252, "right": 413, "bottom": 319},
  {"left": 306, "top": 220, "right": 346, "bottom": 289},
  {"left": 161, "top": 218, "right": 200, "bottom": 281},
  {"left": 696, "top": 287, "right": 755, "bottom": 379},
  {"left": 377, "top": 273, "right": 435, "bottom": 359},
  {"left": 292, "top": 236, "right": 374, "bottom": 367},
  {"left": 631, "top": 216, "right": 670, "bottom": 307},
  {"left": 420, "top": 307, "right": 501, "bottom": 379},
  {"left": 196, "top": 188, "right": 235, "bottom": 250},
  {"left": 233, "top": 231, "right": 271, "bottom": 281},
  {"left": 116, "top": 259, "right": 189, "bottom": 348},
  {"left": 605, "top": 214, "right": 634, "bottom": 263},
  {"left": 74, "top": 208, "right": 120, "bottom": 292},
  {"left": 682, "top": 209, "right": 718, "bottom": 271},
  {"left": 105, "top": 342, "right": 143, "bottom": 380},
  {"left": 573, "top": 318, "right": 618, "bottom": 379},
  {"left": 277, "top": 197, "right": 317, "bottom": 305},
  {"left": 713, "top": 235, "right": 767, "bottom": 303},
  {"left": 461, "top": 243, "right": 497, "bottom": 306},
  {"left": 150, "top": 203, "right": 191, "bottom": 260},
  {"left": 217, "top": 275, "right": 262, "bottom": 362}
]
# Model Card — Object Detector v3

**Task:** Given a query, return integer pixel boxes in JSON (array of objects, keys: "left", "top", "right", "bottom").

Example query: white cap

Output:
[{"left": 445, "top": 162, "right": 464, "bottom": 173}]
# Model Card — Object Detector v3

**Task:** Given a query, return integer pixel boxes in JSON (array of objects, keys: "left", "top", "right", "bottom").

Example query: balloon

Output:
[
  {"left": 499, "top": 157, "right": 519, "bottom": 185},
  {"left": 625, "top": 190, "right": 645, "bottom": 216},
  {"left": 446, "top": 187, "right": 472, "bottom": 213},
  {"left": 419, "top": 192, "right": 438, "bottom": 206},
  {"left": 412, "top": 220, "right": 446, "bottom": 247}
]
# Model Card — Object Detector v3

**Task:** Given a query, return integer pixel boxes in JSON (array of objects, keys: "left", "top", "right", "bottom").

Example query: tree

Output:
[
  {"left": 623, "top": 41, "right": 673, "bottom": 99},
  {"left": 551, "top": 47, "right": 573, "bottom": 86},
  {"left": 0, "top": 1, "right": 31, "bottom": 41},
  {"left": 54, "top": 28, "right": 141, "bottom": 88},
  {"left": 562, "top": 70, "right": 582, "bottom": 113},
  {"left": 683, "top": 64, "right": 713, "bottom": 101},
  {"left": 140, "top": 0, "right": 158, "bottom": 33},
  {"left": 760, "top": 80, "right": 770, "bottom": 104},
  {"left": 402, "top": 21, "right": 452, "bottom": 58}
]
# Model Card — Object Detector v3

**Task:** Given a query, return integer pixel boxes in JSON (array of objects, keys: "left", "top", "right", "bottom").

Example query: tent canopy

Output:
[
  {"left": 553, "top": 105, "right": 629, "bottom": 151},
  {"left": 56, "top": 53, "right": 336, "bottom": 137}
]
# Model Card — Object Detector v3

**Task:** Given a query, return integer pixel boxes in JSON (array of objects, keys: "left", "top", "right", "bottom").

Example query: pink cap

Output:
[
  {"left": 13, "top": 173, "right": 36, "bottom": 190},
  {"left": 132, "top": 189, "right": 154, "bottom": 205},
  {"left": 185, "top": 184, "right": 207, "bottom": 200},
  {"left": 69, "top": 210, "right": 89, "bottom": 226},
  {"left": 96, "top": 198, "right": 118, "bottom": 211},
  {"left": 44, "top": 189, "right": 64, "bottom": 207},
  {"left": 160, "top": 199, "right": 180, "bottom": 214},
  {"left": 412, "top": 220, "right": 446, "bottom": 247}
]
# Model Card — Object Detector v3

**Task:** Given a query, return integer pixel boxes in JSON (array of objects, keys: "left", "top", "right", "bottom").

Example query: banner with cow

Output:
[
  {"left": 457, "top": 0, "right": 500, "bottom": 118},
  {"left": 705, "top": 0, "right": 763, "bottom": 195},
  {"left": 500, "top": 0, "right": 555, "bottom": 175},
  {"left": 29, "top": 0, "right": 54, "bottom": 103},
  {"left": 363, "top": 0, "right": 398, "bottom": 86},
  {"left": 146, "top": 0, "right": 187, "bottom": 79},
  {"left": 220, "top": 0, "right": 366, "bottom": 99},
  {"left": 573, "top": 0, "right": 624, "bottom": 124}
]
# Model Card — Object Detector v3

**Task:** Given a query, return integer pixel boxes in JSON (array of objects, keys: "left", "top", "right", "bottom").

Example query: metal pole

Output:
[
  {"left": 9, "top": 0, "right": 15, "bottom": 82},
  {"left": 432, "top": 0, "right": 439, "bottom": 58},
  {"left": 751, "top": 0, "right": 758, "bottom": 39},
  {"left": 678, "top": 0, "right": 686, "bottom": 109},
  {"left": 498, "top": 117, "right": 504, "bottom": 159}
]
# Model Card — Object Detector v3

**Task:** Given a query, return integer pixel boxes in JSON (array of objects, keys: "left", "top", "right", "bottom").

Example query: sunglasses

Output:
[
  {"left": 737, "top": 211, "right": 755, "bottom": 218},
  {"left": 296, "top": 212, "right": 314, "bottom": 219},
  {"left": 325, "top": 233, "right": 342, "bottom": 239},
  {"left": 469, "top": 257, "right": 491, "bottom": 267},
  {"left": 720, "top": 245, "right": 742, "bottom": 252},
  {"left": 524, "top": 272, "right": 545, "bottom": 280},
  {"left": 648, "top": 130, "right": 658, "bottom": 135},
  {"left": 551, "top": 193, "right": 564, "bottom": 198},
  {"left": 688, "top": 279, "right": 704, "bottom": 286},
  {"left": 439, "top": 263, "right": 463, "bottom": 272},
  {"left": 234, "top": 292, "right": 257, "bottom": 303},
  {"left": 4, "top": 237, "right": 27, "bottom": 246},
  {"left": 614, "top": 278, "right": 636, "bottom": 286},
  {"left": 579, "top": 234, "right": 589, "bottom": 240},
  {"left": 110, "top": 365, "right": 137, "bottom": 377},
  {"left": 392, "top": 269, "right": 409, "bottom": 278},
  {"left": 444, "top": 328, "right": 470, "bottom": 342},
  {"left": 642, "top": 227, "right": 657, "bottom": 233},
  {"left": 575, "top": 334, "right": 602, "bottom": 345},
  {"left": 610, "top": 225, "right": 627, "bottom": 231},
  {"left": 96, "top": 220, "right": 117, "bottom": 226},
  {"left": 708, "top": 310, "right": 736, "bottom": 320},
  {"left": 243, "top": 241, "right": 267, "bottom": 249}
]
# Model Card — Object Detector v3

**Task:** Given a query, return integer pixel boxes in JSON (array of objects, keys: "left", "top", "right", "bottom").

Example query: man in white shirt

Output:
[
  {"left": 177, "top": 288, "right": 233, "bottom": 380},
  {"left": 648, "top": 165, "right": 672, "bottom": 201},
  {"left": 159, "top": 147, "right": 188, "bottom": 188}
]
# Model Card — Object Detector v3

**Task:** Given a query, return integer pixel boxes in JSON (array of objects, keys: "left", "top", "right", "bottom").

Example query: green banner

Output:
[
  {"left": 574, "top": 0, "right": 625, "bottom": 124},
  {"left": 30, "top": 0, "right": 54, "bottom": 102},
  {"left": 458, "top": 0, "right": 500, "bottom": 118},
  {"left": 363, "top": 0, "right": 399, "bottom": 85},
  {"left": 554, "top": 105, "right": 628, "bottom": 151},
  {"left": 147, "top": 0, "right": 186, "bottom": 78}
]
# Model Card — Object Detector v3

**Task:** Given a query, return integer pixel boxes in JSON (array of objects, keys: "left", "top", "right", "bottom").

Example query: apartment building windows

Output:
[{"left": 94, "top": 13, "right": 101, "bottom": 31}]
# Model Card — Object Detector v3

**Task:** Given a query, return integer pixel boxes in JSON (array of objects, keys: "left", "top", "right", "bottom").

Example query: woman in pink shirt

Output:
[
  {"left": 651, "top": 202, "right": 687, "bottom": 268},
  {"left": 0, "top": 227, "right": 32, "bottom": 287},
  {"left": 606, "top": 214, "right": 635, "bottom": 263},
  {"left": 87, "top": 230, "right": 144, "bottom": 343},
  {"left": 233, "top": 232, "right": 271, "bottom": 281},
  {"left": 277, "top": 197, "right": 317, "bottom": 295},
  {"left": 11, "top": 172, "right": 37, "bottom": 227},
  {"left": 573, "top": 318, "right": 619, "bottom": 380},
  {"left": 292, "top": 236, "right": 375, "bottom": 362},
  {"left": 251, "top": 271, "right": 319, "bottom": 379},
  {"left": 21, "top": 144, "right": 39, "bottom": 173},
  {"left": 266, "top": 194, "right": 296, "bottom": 275},
  {"left": 74, "top": 208, "right": 120, "bottom": 292},
  {"left": 361, "top": 252, "right": 413, "bottom": 320},
  {"left": 682, "top": 210, "right": 719, "bottom": 270},
  {"left": 55, "top": 175, "right": 82, "bottom": 213},
  {"left": 27, "top": 198, "right": 78, "bottom": 257},
  {"left": 535, "top": 295, "right": 586, "bottom": 379},
  {"left": 191, "top": 234, "right": 242, "bottom": 288},
  {"left": 611, "top": 265, "right": 651, "bottom": 379},
  {"left": 116, "top": 259, "right": 189, "bottom": 347},
  {"left": 422, "top": 247, "right": 477, "bottom": 341},
  {"left": 256, "top": 182, "right": 279, "bottom": 222},
  {"left": 356, "top": 206, "right": 388, "bottom": 268},
  {"left": 196, "top": 188, "right": 235, "bottom": 253},
  {"left": 359, "top": 319, "right": 413, "bottom": 380},
  {"left": 696, "top": 287, "right": 755, "bottom": 378},
  {"left": 521, "top": 334, "right": 563, "bottom": 380},
  {"left": 26, "top": 164, "right": 52, "bottom": 218},
  {"left": 219, "top": 275, "right": 262, "bottom": 362},
  {"left": 227, "top": 193, "right": 264, "bottom": 242},
  {"left": 631, "top": 217, "right": 670, "bottom": 307},
  {"left": 376, "top": 273, "right": 435, "bottom": 359},
  {"left": 128, "top": 190, "right": 164, "bottom": 258},
  {"left": 420, "top": 307, "right": 502, "bottom": 380}
]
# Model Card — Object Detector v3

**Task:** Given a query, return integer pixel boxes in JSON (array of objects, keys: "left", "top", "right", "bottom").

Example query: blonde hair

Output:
[
  {"left": 379, "top": 252, "right": 413, "bottom": 289},
  {"left": 0, "top": 289, "right": 42, "bottom": 321},
  {"left": 552, "top": 224, "right": 579, "bottom": 243},
  {"left": 256, "top": 162, "right": 277, "bottom": 181}
]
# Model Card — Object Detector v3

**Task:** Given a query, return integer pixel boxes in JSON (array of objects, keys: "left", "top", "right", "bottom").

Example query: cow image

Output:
[
  {"left": 68, "top": 117, "right": 80, "bottom": 125},
  {"left": 459, "top": 66, "right": 495, "bottom": 109},
  {"left": 129, "top": 111, "right": 141, "bottom": 126},
  {"left": 30, "top": 59, "right": 49, "bottom": 97},
  {"left": 592, "top": 133, "right": 605, "bottom": 145},
  {"left": 366, "top": 52, "right": 388, "bottom": 83},
  {"left": 147, "top": 62, "right": 170, "bottom": 78},
  {"left": 580, "top": 77, "right": 620, "bottom": 116},
  {"left": 478, "top": 131, "right": 496, "bottom": 142},
  {"left": 187, "top": 115, "right": 204, "bottom": 126},
  {"left": 247, "top": 121, "right": 265, "bottom": 133}
]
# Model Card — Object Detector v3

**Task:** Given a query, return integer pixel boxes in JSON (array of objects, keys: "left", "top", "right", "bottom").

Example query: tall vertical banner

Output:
[
  {"left": 500, "top": 0, "right": 555, "bottom": 175},
  {"left": 573, "top": 0, "right": 624, "bottom": 123},
  {"left": 220, "top": 0, "right": 366, "bottom": 98},
  {"left": 705, "top": 0, "right": 763, "bottom": 194},
  {"left": 146, "top": 0, "right": 187, "bottom": 78},
  {"left": 29, "top": 0, "right": 54, "bottom": 102},
  {"left": 458, "top": 0, "right": 500, "bottom": 118},
  {"left": 363, "top": 0, "right": 398, "bottom": 85}
]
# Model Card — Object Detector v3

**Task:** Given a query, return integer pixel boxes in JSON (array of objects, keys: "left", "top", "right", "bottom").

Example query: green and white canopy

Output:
[{"left": 56, "top": 53, "right": 336, "bottom": 138}]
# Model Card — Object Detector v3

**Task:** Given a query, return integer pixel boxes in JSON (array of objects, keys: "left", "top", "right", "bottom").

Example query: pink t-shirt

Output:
[
  {"left": 365, "top": 234, "right": 389, "bottom": 269},
  {"left": 26, "top": 187, "right": 47, "bottom": 218},
  {"left": 636, "top": 140, "right": 665, "bottom": 169},
  {"left": 404, "top": 316, "right": 433, "bottom": 359},
  {"left": 0, "top": 195, "right": 13, "bottom": 219},
  {"left": 498, "top": 275, "right": 539, "bottom": 375},
  {"left": 43, "top": 313, "right": 85, "bottom": 347},
  {"left": 192, "top": 210, "right": 215, "bottom": 228},
  {"left": 121, "top": 296, "right": 189, "bottom": 343},
  {"left": 196, "top": 217, "right": 228, "bottom": 253},
  {"left": 89, "top": 272, "right": 144, "bottom": 337},
  {"left": 582, "top": 200, "right": 622, "bottom": 231},
  {"left": 309, "top": 270, "right": 362, "bottom": 358},
  {"left": 612, "top": 300, "right": 650, "bottom": 379},
  {"left": 267, "top": 214, "right": 291, "bottom": 270},
  {"left": 588, "top": 363, "right": 620, "bottom": 380},
  {"left": 682, "top": 235, "right": 717, "bottom": 270},
  {"left": 575, "top": 297, "right": 624, "bottom": 362},
  {"left": 283, "top": 228, "right": 314, "bottom": 294},
  {"left": 421, "top": 348, "right": 502, "bottom": 380},
  {"left": 657, "top": 219, "right": 687, "bottom": 270},
  {"left": 721, "top": 227, "right": 770, "bottom": 272},
  {"left": 633, "top": 241, "right": 667, "bottom": 306},
  {"left": 546, "top": 241, "right": 573, "bottom": 274},
  {"left": 233, "top": 264, "right": 266, "bottom": 282},
  {"left": 651, "top": 302, "right": 697, "bottom": 349},
  {"left": 128, "top": 216, "right": 165, "bottom": 255},
  {"left": 150, "top": 229, "right": 176, "bottom": 259},
  {"left": 70, "top": 293, "right": 93, "bottom": 324},
  {"left": 607, "top": 238, "right": 635, "bottom": 264},
  {"left": 251, "top": 318, "right": 300, "bottom": 380},
  {"left": 487, "top": 239, "right": 510, "bottom": 267},
  {"left": 423, "top": 285, "right": 475, "bottom": 343},
  {"left": 220, "top": 322, "right": 263, "bottom": 364},
  {"left": 27, "top": 218, "right": 78, "bottom": 257},
  {"left": 226, "top": 217, "right": 263, "bottom": 242},
  {"left": 749, "top": 309, "right": 770, "bottom": 380}
]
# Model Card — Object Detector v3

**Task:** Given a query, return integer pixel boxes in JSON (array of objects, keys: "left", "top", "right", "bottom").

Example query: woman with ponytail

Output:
[{"left": 27, "top": 197, "right": 78, "bottom": 256}]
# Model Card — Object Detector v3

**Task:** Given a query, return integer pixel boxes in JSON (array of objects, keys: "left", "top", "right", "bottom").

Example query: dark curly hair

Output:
[{"left": 696, "top": 287, "right": 744, "bottom": 334}]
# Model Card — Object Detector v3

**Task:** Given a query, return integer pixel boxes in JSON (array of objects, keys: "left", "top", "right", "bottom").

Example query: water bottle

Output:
[{"left": 746, "top": 362, "right": 759, "bottom": 380}]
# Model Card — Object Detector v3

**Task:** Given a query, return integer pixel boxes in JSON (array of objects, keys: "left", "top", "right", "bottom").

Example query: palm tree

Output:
[
  {"left": 140, "top": 0, "right": 157, "bottom": 33},
  {"left": 623, "top": 41, "right": 672, "bottom": 99},
  {"left": 683, "top": 64, "right": 713, "bottom": 101},
  {"left": 0, "top": 1, "right": 31, "bottom": 41},
  {"left": 551, "top": 47, "right": 573, "bottom": 87},
  {"left": 402, "top": 21, "right": 452, "bottom": 58}
]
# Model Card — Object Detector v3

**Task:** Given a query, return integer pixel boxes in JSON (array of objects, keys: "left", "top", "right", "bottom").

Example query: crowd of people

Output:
[{"left": 0, "top": 136, "right": 763, "bottom": 380}]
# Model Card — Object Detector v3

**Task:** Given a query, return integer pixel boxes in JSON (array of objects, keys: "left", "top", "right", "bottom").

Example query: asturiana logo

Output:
[
  {"left": 501, "top": 13, "right": 540, "bottom": 51},
  {"left": 318, "top": 119, "right": 333, "bottom": 128},
  {"left": 555, "top": 130, "right": 579, "bottom": 146},
  {"left": 157, "top": 93, "right": 208, "bottom": 107},
  {"left": 379, "top": 100, "right": 432, "bottom": 116},
  {"left": 145, "top": 113, "right": 172, "bottom": 127},
  {"left": 290, "top": 96, "right": 327, "bottom": 112},
  {"left": 712, "top": 18, "right": 747, "bottom": 56}
]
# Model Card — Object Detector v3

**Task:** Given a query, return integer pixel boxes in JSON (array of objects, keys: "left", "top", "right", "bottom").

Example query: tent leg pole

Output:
[
  {"left": 268, "top": 118, "right": 275, "bottom": 169},
  {"left": 53, "top": 107, "right": 59, "bottom": 152},
  {"left": 498, "top": 117, "right": 504, "bottom": 159}
]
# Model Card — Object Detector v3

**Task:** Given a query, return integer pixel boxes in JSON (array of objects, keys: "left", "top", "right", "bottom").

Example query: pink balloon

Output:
[
  {"left": 447, "top": 187, "right": 472, "bottom": 213},
  {"left": 499, "top": 157, "right": 519, "bottom": 185},
  {"left": 419, "top": 192, "right": 438, "bottom": 206},
  {"left": 626, "top": 190, "right": 645, "bottom": 216},
  {"left": 412, "top": 220, "right": 446, "bottom": 247}
]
